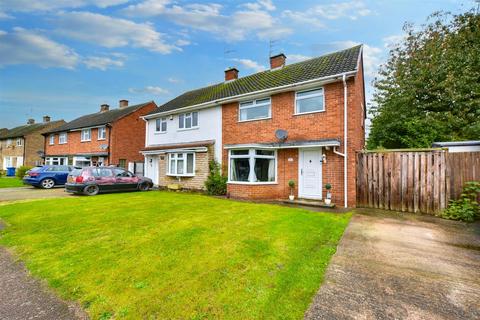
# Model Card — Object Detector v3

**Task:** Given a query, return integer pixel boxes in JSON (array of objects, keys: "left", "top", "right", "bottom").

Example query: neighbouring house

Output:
[
  {"left": 432, "top": 141, "right": 480, "bottom": 153},
  {"left": 142, "top": 46, "right": 365, "bottom": 206},
  {"left": 0, "top": 117, "right": 66, "bottom": 170},
  {"left": 43, "top": 100, "right": 157, "bottom": 173}
]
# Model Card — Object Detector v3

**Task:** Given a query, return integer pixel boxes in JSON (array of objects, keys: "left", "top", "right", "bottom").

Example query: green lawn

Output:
[
  {"left": 0, "top": 192, "right": 350, "bottom": 319},
  {"left": 0, "top": 176, "right": 24, "bottom": 188}
]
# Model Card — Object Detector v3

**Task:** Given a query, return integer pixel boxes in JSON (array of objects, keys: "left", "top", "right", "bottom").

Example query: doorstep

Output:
[{"left": 282, "top": 198, "right": 335, "bottom": 208}]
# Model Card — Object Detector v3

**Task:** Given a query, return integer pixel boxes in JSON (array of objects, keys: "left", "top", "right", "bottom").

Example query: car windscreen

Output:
[
  {"left": 29, "top": 167, "right": 43, "bottom": 172},
  {"left": 69, "top": 169, "right": 83, "bottom": 176}
]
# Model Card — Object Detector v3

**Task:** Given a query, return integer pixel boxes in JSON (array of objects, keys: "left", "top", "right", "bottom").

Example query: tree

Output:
[{"left": 367, "top": 10, "right": 480, "bottom": 149}]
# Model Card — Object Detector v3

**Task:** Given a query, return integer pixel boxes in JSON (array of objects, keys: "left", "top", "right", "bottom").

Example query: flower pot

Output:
[
  {"left": 289, "top": 195, "right": 295, "bottom": 201},
  {"left": 324, "top": 198, "right": 331, "bottom": 205}
]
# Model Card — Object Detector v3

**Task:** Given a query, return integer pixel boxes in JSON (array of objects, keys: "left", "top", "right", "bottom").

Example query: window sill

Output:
[
  {"left": 154, "top": 131, "right": 167, "bottom": 135},
  {"left": 80, "top": 140, "right": 91, "bottom": 143},
  {"left": 238, "top": 117, "right": 272, "bottom": 123},
  {"left": 293, "top": 109, "right": 325, "bottom": 116},
  {"left": 59, "top": 142, "right": 67, "bottom": 145},
  {"left": 166, "top": 174, "right": 195, "bottom": 177},
  {"left": 227, "top": 181, "right": 277, "bottom": 185},
  {"left": 177, "top": 127, "right": 199, "bottom": 132},
  {"left": 97, "top": 138, "right": 106, "bottom": 141}
]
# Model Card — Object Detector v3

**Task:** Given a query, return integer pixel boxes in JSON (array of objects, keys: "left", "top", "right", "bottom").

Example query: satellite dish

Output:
[
  {"left": 275, "top": 129, "right": 288, "bottom": 142},
  {"left": 100, "top": 144, "right": 108, "bottom": 150}
]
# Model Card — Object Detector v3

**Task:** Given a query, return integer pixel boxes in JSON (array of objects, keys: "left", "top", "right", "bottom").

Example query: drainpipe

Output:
[{"left": 342, "top": 74, "right": 348, "bottom": 208}]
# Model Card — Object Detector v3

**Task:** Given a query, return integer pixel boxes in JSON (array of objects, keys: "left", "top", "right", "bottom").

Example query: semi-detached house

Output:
[{"left": 142, "top": 45, "right": 365, "bottom": 207}]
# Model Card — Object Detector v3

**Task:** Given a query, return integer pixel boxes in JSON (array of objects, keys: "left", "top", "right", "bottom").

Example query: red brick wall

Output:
[
  {"left": 222, "top": 66, "right": 365, "bottom": 206},
  {"left": 44, "top": 128, "right": 110, "bottom": 157},
  {"left": 110, "top": 102, "right": 157, "bottom": 165}
]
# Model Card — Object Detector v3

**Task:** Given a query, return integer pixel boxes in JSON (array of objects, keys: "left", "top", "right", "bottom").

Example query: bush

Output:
[
  {"left": 440, "top": 181, "right": 480, "bottom": 222},
  {"left": 204, "top": 160, "right": 227, "bottom": 196},
  {"left": 0, "top": 170, "right": 5, "bottom": 177},
  {"left": 16, "top": 166, "right": 32, "bottom": 179}
]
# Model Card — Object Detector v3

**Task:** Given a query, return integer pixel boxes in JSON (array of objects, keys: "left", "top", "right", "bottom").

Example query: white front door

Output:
[
  {"left": 145, "top": 155, "right": 159, "bottom": 185},
  {"left": 299, "top": 148, "right": 322, "bottom": 199}
]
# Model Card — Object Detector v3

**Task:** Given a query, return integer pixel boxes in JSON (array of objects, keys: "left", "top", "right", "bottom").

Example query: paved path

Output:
[
  {"left": 0, "top": 247, "right": 87, "bottom": 320},
  {"left": 0, "top": 187, "right": 70, "bottom": 203},
  {"left": 305, "top": 211, "right": 480, "bottom": 320}
]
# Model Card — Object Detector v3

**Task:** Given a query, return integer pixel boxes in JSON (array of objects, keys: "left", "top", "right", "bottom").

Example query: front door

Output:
[
  {"left": 145, "top": 155, "right": 159, "bottom": 185},
  {"left": 299, "top": 148, "right": 322, "bottom": 199}
]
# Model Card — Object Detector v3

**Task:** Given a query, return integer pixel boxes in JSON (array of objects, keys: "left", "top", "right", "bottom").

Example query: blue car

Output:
[{"left": 23, "top": 165, "right": 79, "bottom": 189}]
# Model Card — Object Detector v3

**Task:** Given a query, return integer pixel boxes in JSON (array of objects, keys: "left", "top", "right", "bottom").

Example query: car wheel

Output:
[
  {"left": 138, "top": 182, "right": 150, "bottom": 191},
  {"left": 40, "top": 178, "right": 55, "bottom": 189},
  {"left": 83, "top": 185, "right": 100, "bottom": 196}
]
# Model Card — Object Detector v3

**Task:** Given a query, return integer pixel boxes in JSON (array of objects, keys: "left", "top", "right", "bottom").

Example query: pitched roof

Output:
[
  {"left": 0, "top": 120, "right": 65, "bottom": 139},
  {"left": 147, "top": 45, "right": 362, "bottom": 116},
  {"left": 46, "top": 101, "right": 154, "bottom": 134}
]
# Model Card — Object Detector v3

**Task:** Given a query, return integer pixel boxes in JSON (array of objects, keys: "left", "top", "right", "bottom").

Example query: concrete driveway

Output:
[
  {"left": 0, "top": 187, "right": 70, "bottom": 203},
  {"left": 305, "top": 210, "right": 480, "bottom": 320}
]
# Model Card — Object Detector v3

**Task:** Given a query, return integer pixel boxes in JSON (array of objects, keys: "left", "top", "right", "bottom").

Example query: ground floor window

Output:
[
  {"left": 45, "top": 157, "right": 68, "bottom": 166},
  {"left": 73, "top": 156, "right": 91, "bottom": 167},
  {"left": 229, "top": 149, "right": 276, "bottom": 183},
  {"left": 167, "top": 152, "right": 195, "bottom": 176}
]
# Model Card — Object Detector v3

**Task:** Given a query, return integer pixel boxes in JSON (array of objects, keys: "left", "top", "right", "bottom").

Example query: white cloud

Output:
[
  {"left": 167, "top": 77, "right": 182, "bottom": 83},
  {"left": 0, "top": 0, "right": 129, "bottom": 12},
  {"left": 175, "top": 39, "right": 190, "bottom": 46},
  {"left": 123, "top": 0, "right": 291, "bottom": 41},
  {"left": 241, "top": 0, "right": 276, "bottom": 11},
  {"left": 287, "top": 54, "right": 311, "bottom": 64},
  {"left": 231, "top": 58, "right": 266, "bottom": 73},
  {"left": 83, "top": 54, "right": 126, "bottom": 70},
  {"left": 55, "top": 11, "right": 179, "bottom": 54},
  {"left": 383, "top": 34, "right": 406, "bottom": 49},
  {"left": 0, "top": 11, "right": 13, "bottom": 19},
  {"left": 129, "top": 86, "right": 169, "bottom": 95},
  {"left": 282, "top": 10, "right": 325, "bottom": 28},
  {"left": 0, "top": 27, "right": 79, "bottom": 69}
]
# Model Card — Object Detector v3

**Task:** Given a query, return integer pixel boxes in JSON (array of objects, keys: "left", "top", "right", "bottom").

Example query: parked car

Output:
[
  {"left": 65, "top": 166, "right": 153, "bottom": 196},
  {"left": 23, "top": 165, "right": 80, "bottom": 189}
]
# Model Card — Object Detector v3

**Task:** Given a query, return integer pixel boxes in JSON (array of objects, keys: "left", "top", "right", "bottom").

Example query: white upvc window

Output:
[
  {"left": 59, "top": 132, "right": 67, "bottom": 144},
  {"left": 16, "top": 138, "right": 23, "bottom": 146},
  {"left": 155, "top": 117, "right": 167, "bottom": 133},
  {"left": 6, "top": 139, "right": 12, "bottom": 146},
  {"left": 45, "top": 157, "right": 68, "bottom": 166},
  {"left": 49, "top": 134, "right": 54, "bottom": 145},
  {"left": 229, "top": 149, "right": 276, "bottom": 184},
  {"left": 239, "top": 98, "right": 271, "bottom": 122},
  {"left": 167, "top": 152, "right": 195, "bottom": 176},
  {"left": 98, "top": 127, "right": 106, "bottom": 140},
  {"left": 178, "top": 112, "right": 198, "bottom": 130},
  {"left": 81, "top": 128, "right": 91, "bottom": 142},
  {"left": 295, "top": 88, "right": 325, "bottom": 114}
]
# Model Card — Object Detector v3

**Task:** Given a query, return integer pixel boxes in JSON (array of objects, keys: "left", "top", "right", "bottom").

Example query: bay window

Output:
[
  {"left": 229, "top": 149, "right": 276, "bottom": 183},
  {"left": 239, "top": 98, "right": 271, "bottom": 121},
  {"left": 179, "top": 112, "right": 198, "bottom": 129},
  {"left": 295, "top": 88, "right": 324, "bottom": 114},
  {"left": 168, "top": 152, "right": 195, "bottom": 176}
]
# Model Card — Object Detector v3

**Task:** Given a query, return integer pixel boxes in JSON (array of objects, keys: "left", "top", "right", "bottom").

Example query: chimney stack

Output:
[
  {"left": 27, "top": 118, "right": 35, "bottom": 125},
  {"left": 43, "top": 115, "right": 51, "bottom": 123},
  {"left": 270, "top": 53, "right": 286, "bottom": 69},
  {"left": 119, "top": 99, "right": 129, "bottom": 109},
  {"left": 224, "top": 67, "right": 239, "bottom": 81},
  {"left": 100, "top": 104, "right": 110, "bottom": 112}
]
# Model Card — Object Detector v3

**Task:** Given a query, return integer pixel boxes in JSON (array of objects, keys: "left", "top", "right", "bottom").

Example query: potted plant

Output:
[
  {"left": 325, "top": 183, "right": 332, "bottom": 205},
  {"left": 288, "top": 180, "right": 295, "bottom": 201}
]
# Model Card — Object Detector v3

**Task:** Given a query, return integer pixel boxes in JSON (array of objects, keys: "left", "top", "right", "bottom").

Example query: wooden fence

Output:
[{"left": 356, "top": 150, "right": 480, "bottom": 214}]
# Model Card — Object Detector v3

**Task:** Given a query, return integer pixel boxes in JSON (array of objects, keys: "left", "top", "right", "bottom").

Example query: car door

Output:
[
  {"left": 114, "top": 168, "right": 138, "bottom": 191},
  {"left": 55, "top": 165, "right": 70, "bottom": 185},
  {"left": 92, "top": 168, "right": 115, "bottom": 192}
]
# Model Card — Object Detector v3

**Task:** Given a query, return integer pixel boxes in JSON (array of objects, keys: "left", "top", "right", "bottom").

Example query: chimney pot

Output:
[
  {"left": 27, "top": 118, "right": 35, "bottom": 125},
  {"left": 100, "top": 104, "right": 110, "bottom": 112},
  {"left": 270, "top": 53, "right": 286, "bottom": 69},
  {"left": 43, "top": 115, "right": 51, "bottom": 123},
  {"left": 224, "top": 67, "right": 239, "bottom": 81},
  {"left": 119, "top": 100, "right": 129, "bottom": 109}
]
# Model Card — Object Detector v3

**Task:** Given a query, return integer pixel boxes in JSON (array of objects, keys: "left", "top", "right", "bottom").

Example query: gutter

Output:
[{"left": 142, "top": 70, "right": 357, "bottom": 119}]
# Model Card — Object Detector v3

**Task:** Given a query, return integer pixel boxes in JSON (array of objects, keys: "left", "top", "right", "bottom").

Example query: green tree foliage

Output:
[
  {"left": 368, "top": 11, "right": 480, "bottom": 149},
  {"left": 204, "top": 160, "right": 227, "bottom": 195}
]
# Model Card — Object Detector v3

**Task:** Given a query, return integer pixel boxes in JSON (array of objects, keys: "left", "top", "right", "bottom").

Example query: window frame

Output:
[
  {"left": 238, "top": 98, "right": 272, "bottom": 122},
  {"left": 178, "top": 112, "right": 199, "bottom": 131},
  {"left": 49, "top": 134, "right": 55, "bottom": 145},
  {"left": 167, "top": 152, "right": 195, "bottom": 177},
  {"left": 81, "top": 128, "right": 91, "bottom": 142},
  {"left": 155, "top": 117, "right": 168, "bottom": 133},
  {"left": 98, "top": 127, "right": 106, "bottom": 140},
  {"left": 16, "top": 138, "right": 23, "bottom": 146},
  {"left": 59, "top": 132, "right": 68, "bottom": 144},
  {"left": 228, "top": 149, "right": 277, "bottom": 184},
  {"left": 45, "top": 157, "right": 68, "bottom": 166},
  {"left": 294, "top": 87, "right": 325, "bottom": 115}
]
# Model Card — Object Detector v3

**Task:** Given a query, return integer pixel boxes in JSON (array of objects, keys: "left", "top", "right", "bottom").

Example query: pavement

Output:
[
  {"left": 0, "top": 186, "right": 70, "bottom": 203},
  {"left": 305, "top": 210, "right": 480, "bottom": 320}
]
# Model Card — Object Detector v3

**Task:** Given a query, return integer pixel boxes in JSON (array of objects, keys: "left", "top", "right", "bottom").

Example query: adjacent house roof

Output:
[
  {"left": 0, "top": 120, "right": 65, "bottom": 139},
  {"left": 45, "top": 101, "right": 155, "bottom": 134},
  {"left": 146, "top": 45, "right": 362, "bottom": 116}
]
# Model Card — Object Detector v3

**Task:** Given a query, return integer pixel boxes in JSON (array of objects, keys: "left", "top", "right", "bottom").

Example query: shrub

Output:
[
  {"left": 16, "top": 166, "right": 33, "bottom": 179},
  {"left": 0, "top": 170, "right": 5, "bottom": 177},
  {"left": 204, "top": 160, "right": 227, "bottom": 196},
  {"left": 440, "top": 181, "right": 480, "bottom": 222}
]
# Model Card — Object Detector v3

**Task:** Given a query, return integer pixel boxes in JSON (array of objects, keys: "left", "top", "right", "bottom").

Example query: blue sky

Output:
[{"left": 0, "top": 0, "right": 474, "bottom": 128}]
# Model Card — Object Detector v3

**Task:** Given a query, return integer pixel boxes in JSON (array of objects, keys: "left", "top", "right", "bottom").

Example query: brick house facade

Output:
[{"left": 43, "top": 101, "right": 156, "bottom": 171}]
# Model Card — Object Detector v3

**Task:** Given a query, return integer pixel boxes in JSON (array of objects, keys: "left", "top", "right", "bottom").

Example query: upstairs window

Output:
[
  {"left": 178, "top": 112, "right": 198, "bottom": 129},
  {"left": 81, "top": 128, "right": 91, "bottom": 142},
  {"left": 239, "top": 98, "right": 271, "bottom": 121},
  {"left": 16, "top": 138, "right": 23, "bottom": 146},
  {"left": 155, "top": 117, "right": 167, "bottom": 133},
  {"left": 229, "top": 149, "right": 276, "bottom": 183},
  {"left": 49, "top": 135, "right": 54, "bottom": 145},
  {"left": 59, "top": 132, "right": 67, "bottom": 144},
  {"left": 6, "top": 139, "right": 12, "bottom": 146},
  {"left": 295, "top": 88, "right": 324, "bottom": 114},
  {"left": 98, "top": 127, "right": 106, "bottom": 140},
  {"left": 168, "top": 152, "right": 195, "bottom": 176}
]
